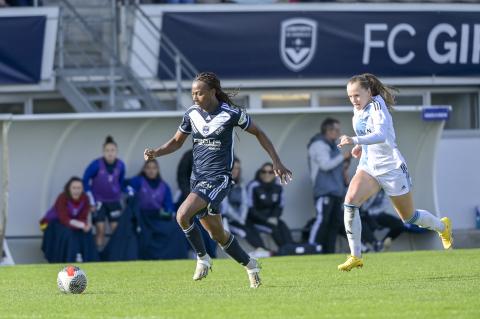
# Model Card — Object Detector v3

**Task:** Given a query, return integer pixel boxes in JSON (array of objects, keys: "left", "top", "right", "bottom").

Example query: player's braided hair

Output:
[
  {"left": 348, "top": 73, "right": 398, "bottom": 111},
  {"left": 194, "top": 72, "right": 241, "bottom": 109}
]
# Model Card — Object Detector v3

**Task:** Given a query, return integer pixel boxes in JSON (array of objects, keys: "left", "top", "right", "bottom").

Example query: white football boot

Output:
[
  {"left": 245, "top": 258, "right": 261, "bottom": 288},
  {"left": 193, "top": 254, "right": 212, "bottom": 281}
]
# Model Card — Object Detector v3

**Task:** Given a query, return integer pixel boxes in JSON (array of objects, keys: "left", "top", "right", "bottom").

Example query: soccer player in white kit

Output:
[{"left": 337, "top": 73, "right": 453, "bottom": 271}]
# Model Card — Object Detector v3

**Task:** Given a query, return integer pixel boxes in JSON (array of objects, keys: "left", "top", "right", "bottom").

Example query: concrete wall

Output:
[
  {"left": 436, "top": 132, "right": 480, "bottom": 229},
  {"left": 0, "top": 108, "right": 446, "bottom": 262}
]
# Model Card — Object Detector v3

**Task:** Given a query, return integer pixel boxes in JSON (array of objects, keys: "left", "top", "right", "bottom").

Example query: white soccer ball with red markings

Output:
[{"left": 57, "top": 265, "right": 88, "bottom": 294}]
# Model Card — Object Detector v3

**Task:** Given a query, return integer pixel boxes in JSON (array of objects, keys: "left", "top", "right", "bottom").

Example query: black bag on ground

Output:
[{"left": 276, "top": 243, "right": 322, "bottom": 256}]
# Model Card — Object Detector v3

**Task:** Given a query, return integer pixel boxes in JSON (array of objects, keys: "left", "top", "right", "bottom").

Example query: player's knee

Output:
[
  {"left": 176, "top": 209, "right": 195, "bottom": 229},
  {"left": 344, "top": 195, "right": 361, "bottom": 207},
  {"left": 176, "top": 211, "right": 189, "bottom": 228},
  {"left": 344, "top": 194, "right": 355, "bottom": 205}
]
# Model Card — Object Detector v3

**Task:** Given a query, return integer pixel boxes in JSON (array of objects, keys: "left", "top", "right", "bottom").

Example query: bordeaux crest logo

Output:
[
  {"left": 280, "top": 18, "right": 317, "bottom": 72},
  {"left": 203, "top": 125, "right": 209, "bottom": 135}
]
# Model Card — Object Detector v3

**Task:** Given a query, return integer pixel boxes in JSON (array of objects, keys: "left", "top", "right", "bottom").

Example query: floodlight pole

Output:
[{"left": 0, "top": 119, "right": 11, "bottom": 261}]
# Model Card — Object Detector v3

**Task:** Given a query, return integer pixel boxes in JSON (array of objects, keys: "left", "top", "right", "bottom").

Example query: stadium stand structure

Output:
[{"left": 45, "top": 0, "right": 197, "bottom": 112}]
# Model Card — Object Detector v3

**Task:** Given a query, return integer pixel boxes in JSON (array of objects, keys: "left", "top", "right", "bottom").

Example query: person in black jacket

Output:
[
  {"left": 175, "top": 149, "right": 194, "bottom": 209},
  {"left": 222, "top": 158, "right": 270, "bottom": 256},
  {"left": 246, "top": 162, "right": 293, "bottom": 250}
]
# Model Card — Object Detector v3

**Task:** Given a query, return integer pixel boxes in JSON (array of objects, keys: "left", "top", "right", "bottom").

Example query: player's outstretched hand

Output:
[
  {"left": 144, "top": 148, "right": 156, "bottom": 161},
  {"left": 351, "top": 144, "right": 362, "bottom": 158},
  {"left": 273, "top": 162, "right": 293, "bottom": 185},
  {"left": 337, "top": 135, "right": 354, "bottom": 149}
]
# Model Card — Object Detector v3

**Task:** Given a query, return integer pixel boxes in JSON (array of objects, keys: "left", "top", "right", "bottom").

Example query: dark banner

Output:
[
  {"left": 159, "top": 10, "right": 480, "bottom": 80},
  {"left": 0, "top": 16, "right": 46, "bottom": 84}
]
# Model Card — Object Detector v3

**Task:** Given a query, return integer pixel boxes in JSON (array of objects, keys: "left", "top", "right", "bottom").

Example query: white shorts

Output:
[{"left": 357, "top": 163, "right": 412, "bottom": 197}]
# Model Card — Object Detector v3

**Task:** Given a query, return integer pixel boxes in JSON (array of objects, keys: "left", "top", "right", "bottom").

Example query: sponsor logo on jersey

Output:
[
  {"left": 280, "top": 18, "right": 317, "bottom": 72},
  {"left": 193, "top": 138, "right": 222, "bottom": 150},
  {"left": 215, "top": 126, "right": 225, "bottom": 135}
]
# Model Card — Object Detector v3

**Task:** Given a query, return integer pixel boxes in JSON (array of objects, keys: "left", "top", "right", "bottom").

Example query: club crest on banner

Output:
[{"left": 280, "top": 18, "right": 318, "bottom": 72}]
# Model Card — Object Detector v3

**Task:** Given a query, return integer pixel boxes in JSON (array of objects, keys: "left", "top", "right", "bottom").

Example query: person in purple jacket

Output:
[
  {"left": 83, "top": 136, "right": 129, "bottom": 250},
  {"left": 129, "top": 159, "right": 188, "bottom": 260}
]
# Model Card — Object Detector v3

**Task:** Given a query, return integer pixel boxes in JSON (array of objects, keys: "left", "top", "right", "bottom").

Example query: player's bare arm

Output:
[
  {"left": 246, "top": 121, "right": 293, "bottom": 184},
  {"left": 144, "top": 130, "right": 188, "bottom": 160}
]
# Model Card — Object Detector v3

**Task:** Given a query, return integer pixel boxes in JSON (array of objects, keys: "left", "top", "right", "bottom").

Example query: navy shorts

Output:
[
  {"left": 191, "top": 175, "right": 232, "bottom": 218},
  {"left": 92, "top": 201, "right": 122, "bottom": 223}
]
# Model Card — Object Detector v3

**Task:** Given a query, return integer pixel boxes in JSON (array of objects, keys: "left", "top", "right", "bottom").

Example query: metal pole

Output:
[
  {"left": 120, "top": 0, "right": 127, "bottom": 65},
  {"left": 58, "top": 6, "right": 64, "bottom": 70},
  {"left": 109, "top": 0, "right": 118, "bottom": 112},
  {"left": 0, "top": 119, "right": 12, "bottom": 262},
  {"left": 175, "top": 54, "right": 182, "bottom": 110}
]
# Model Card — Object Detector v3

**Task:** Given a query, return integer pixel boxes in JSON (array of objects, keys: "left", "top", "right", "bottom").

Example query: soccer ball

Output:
[{"left": 57, "top": 265, "right": 87, "bottom": 294}]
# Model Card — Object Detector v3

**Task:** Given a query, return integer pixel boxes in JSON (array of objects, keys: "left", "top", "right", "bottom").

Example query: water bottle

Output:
[{"left": 476, "top": 206, "right": 480, "bottom": 229}]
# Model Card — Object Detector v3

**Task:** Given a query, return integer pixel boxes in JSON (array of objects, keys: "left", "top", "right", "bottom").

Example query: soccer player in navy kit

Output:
[{"left": 144, "top": 72, "right": 292, "bottom": 288}]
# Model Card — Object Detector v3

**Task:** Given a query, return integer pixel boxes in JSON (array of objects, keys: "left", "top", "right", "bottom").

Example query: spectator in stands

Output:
[
  {"left": 222, "top": 158, "right": 270, "bottom": 257},
  {"left": 175, "top": 148, "right": 217, "bottom": 257},
  {"left": 83, "top": 136, "right": 130, "bottom": 251},
  {"left": 246, "top": 162, "right": 293, "bottom": 250},
  {"left": 128, "top": 159, "right": 189, "bottom": 259},
  {"left": 307, "top": 118, "right": 351, "bottom": 254},
  {"left": 360, "top": 189, "right": 406, "bottom": 252},
  {"left": 41, "top": 177, "right": 98, "bottom": 263}
]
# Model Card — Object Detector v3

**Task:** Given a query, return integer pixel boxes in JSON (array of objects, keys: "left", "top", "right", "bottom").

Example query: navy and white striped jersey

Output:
[{"left": 179, "top": 103, "right": 251, "bottom": 180}]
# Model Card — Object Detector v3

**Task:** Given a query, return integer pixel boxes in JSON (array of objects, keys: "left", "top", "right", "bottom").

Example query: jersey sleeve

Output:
[
  {"left": 83, "top": 159, "right": 99, "bottom": 205},
  {"left": 309, "top": 140, "right": 344, "bottom": 171},
  {"left": 352, "top": 100, "right": 388, "bottom": 145},
  {"left": 234, "top": 109, "right": 251, "bottom": 130},
  {"left": 127, "top": 176, "right": 142, "bottom": 193},
  {"left": 178, "top": 112, "right": 192, "bottom": 134}
]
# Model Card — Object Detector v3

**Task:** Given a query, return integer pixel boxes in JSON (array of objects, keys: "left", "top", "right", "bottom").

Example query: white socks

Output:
[
  {"left": 344, "top": 204, "right": 362, "bottom": 258},
  {"left": 343, "top": 205, "right": 444, "bottom": 258},
  {"left": 405, "top": 209, "right": 445, "bottom": 233}
]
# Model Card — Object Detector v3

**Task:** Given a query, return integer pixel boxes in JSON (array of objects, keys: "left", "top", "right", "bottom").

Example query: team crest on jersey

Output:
[
  {"left": 280, "top": 18, "right": 317, "bottom": 72},
  {"left": 189, "top": 110, "right": 231, "bottom": 137}
]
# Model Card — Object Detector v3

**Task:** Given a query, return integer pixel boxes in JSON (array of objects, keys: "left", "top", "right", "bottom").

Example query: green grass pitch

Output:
[{"left": 1, "top": 249, "right": 479, "bottom": 319}]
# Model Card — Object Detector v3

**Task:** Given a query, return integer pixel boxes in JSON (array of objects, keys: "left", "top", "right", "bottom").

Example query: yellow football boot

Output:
[
  {"left": 439, "top": 217, "right": 453, "bottom": 250},
  {"left": 338, "top": 255, "right": 363, "bottom": 271}
]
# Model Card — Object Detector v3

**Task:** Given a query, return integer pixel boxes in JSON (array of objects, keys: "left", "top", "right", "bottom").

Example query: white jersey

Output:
[{"left": 352, "top": 95, "right": 405, "bottom": 175}]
